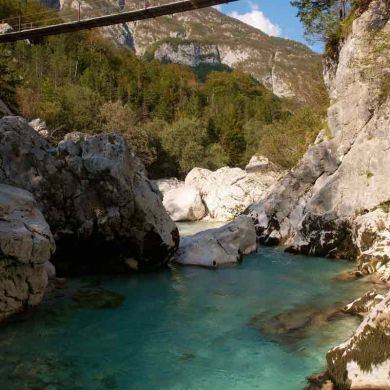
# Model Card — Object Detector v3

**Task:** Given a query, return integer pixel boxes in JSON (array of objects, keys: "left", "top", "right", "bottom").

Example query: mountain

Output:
[{"left": 53, "top": 0, "right": 326, "bottom": 104}]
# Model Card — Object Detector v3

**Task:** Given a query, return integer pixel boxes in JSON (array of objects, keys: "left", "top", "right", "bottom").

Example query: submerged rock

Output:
[
  {"left": 305, "top": 372, "right": 334, "bottom": 390},
  {"left": 0, "top": 184, "right": 55, "bottom": 322},
  {"left": 176, "top": 215, "right": 256, "bottom": 267},
  {"left": 327, "top": 291, "right": 390, "bottom": 389},
  {"left": 251, "top": 306, "right": 323, "bottom": 345},
  {"left": 0, "top": 116, "right": 178, "bottom": 273},
  {"left": 72, "top": 288, "right": 125, "bottom": 309}
]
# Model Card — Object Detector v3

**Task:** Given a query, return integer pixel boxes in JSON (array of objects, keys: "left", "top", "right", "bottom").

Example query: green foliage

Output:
[
  {"left": 291, "top": 0, "right": 340, "bottom": 43},
  {"left": 0, "top": 46, "right": 20, "bottom": 110},
  {"left": 160, "top": 117, "right": 209, "bottom": 174},
  {"left": 192, "top": 63, "right": 232, "bottom": 83},
  {"left": 327, "top": 322, "right": 390, "bottom": 389},
  {"left": 0, "top": 0, "right": 326, "bottom": 177},
  {"left": 291, "top": 0, "right": 375, "bottom": 57},
  {"left": 255, "top": 108, "right": 324, "bottom": 168},
  {"left": 380, "top": 75, "right": 390, "bottom": 102},
  {"left": 0, "top": 0, "right": 61, "bottom": 29}
]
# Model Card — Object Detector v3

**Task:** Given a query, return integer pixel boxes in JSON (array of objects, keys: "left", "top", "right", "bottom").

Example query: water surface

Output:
[{"left": 0, "top": 246, "right": 371, "bottom": 389}]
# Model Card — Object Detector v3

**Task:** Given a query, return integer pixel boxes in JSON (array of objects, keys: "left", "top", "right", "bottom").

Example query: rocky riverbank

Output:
[
  {"left": 154, "top": 155, "right": 283, "bottom": 222},
  {"left": 248, "top": 0, "right": 390, "bottom": 285},
  {"left": 0, "top": 114, "right": 179, "bottom": 321}
]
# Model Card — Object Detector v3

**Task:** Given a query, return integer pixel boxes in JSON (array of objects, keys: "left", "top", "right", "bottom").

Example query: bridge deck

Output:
[{"left": 0, "top": 0, "right": 236, "bottom": 43}]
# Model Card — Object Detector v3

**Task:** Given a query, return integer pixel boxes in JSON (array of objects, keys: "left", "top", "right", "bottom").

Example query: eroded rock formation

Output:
[
  {"left": 176, "top": 215, "right": 256, "bottom": 267},
  {"left": 155, "top": 156, "right": 283, "bottom": 222},
  {"left": 0, "top": 184, "right": 55, "bottom": 322},
  {"left": 154, "top": 41, "right": 221, "bottom": 67},
  {"left": 327, "top": 291, "right": 390, "bottom": 389},
  {"left": 248, "top": 0, "right": 390, "bottom": 282},
  {"left": 0, "top": 116, "right": 178, "bottom": 273}
]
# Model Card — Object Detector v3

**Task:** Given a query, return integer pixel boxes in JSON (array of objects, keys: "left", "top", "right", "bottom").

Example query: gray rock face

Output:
[
  {"left": 0, "top": 98, "right": 12, "bottom": 118},
  {"left": 248, "top": 0, "right": 390, "bottom": 279},
  {"left": 327, "top": 291, "right": 390, "bottom": 389},
  {"left": 176, "top": 215, "right": 256, "bottom": 267},
  {"left": 154, "top": 41, "right": 221, "bottom": 67},
  {"left": 0, "top": 116, "right": 178, "bottom": 273},
  {"left": 0, "top": 184, "right": 55, "bottom": 322}
]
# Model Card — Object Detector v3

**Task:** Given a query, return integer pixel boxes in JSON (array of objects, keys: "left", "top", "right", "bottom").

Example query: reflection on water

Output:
[
  {"left": 177, "top": 221, "right": 226, "bottom": 236},
  {"left": 0, "top": 247, "right": 371, "bottom": 390}
]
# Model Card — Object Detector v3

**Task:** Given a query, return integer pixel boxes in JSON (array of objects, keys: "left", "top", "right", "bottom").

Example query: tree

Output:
[
  {"left": 160, "top": 117, "right": 209, "bottom": 174},
  {"left": 290, "top": 0, "right": 340, "bottom": 42},
  {"left": 99, "top": 101, "right": 157, "bottom": 166}
]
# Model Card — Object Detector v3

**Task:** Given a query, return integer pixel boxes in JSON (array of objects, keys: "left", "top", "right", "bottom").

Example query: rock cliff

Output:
[
  {"left": 0, "top": 116, "right": 178, "bottom": 274},
  {"left": 248, "top": 0, "right": 390, "bottom": 282},
  {"left": 327, "top": 291, "right": 390, "bottom": 389},
  {"left": 0, "top": 184, "right": 55, "bottom": 322},
  {"left": 154, "top": 41, "right": 221, "bottom": 67},
  {"left": 55, "top": 0, "right": 325, "bottom": 103}
]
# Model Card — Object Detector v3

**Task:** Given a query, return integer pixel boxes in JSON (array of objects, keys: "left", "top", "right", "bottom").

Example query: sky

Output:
[{"left": 214, "top": 0, "right": 324, "bottom": 53}]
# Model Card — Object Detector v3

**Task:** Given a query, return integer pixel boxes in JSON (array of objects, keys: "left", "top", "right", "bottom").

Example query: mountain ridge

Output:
[{"left": 53, "top": 0, "right": 327, "bottom": 104}]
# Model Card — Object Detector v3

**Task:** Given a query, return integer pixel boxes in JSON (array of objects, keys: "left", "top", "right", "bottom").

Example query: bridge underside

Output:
[{"left": 0, "top": 0, "right": 236, "bottom": 43}]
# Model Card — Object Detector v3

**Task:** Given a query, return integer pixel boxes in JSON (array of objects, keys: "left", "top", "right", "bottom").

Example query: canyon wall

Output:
[{"left": 248, "top": 0, "right": 390, "bottom": 282}]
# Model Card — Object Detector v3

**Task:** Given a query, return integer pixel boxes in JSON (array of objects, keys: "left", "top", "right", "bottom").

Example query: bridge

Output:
[{"left": 0, "top": 0, "right": 237, "bottom": 43}]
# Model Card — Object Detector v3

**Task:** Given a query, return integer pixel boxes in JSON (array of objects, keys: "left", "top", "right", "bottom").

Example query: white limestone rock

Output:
[
  {"left": 0, "top": 23, "right": 13, "bottom": 34},
  {"left": 154, "top": 41, "right": 221, "bottom": 67},
  {"left": 176, "top": 215, "right": 256, "bottom": 267},
  {"left": 343, "top": 290, "right": 385, "bottom": 317},
  {"left": 327, "top": 291, "right": 390, "bottom": 389},
  {"left": 0, "top": 184, "right": 55, "bottom": 322},
  {"left": 245, "top": 155, "right": 280, "bottom": 173},
  {"left": 163, "top": 185, "right": 206, "bottom": 222},
  {"left": 185, "top": 163, "right": 282, "bottom": 221},
  {"left": 154, "top": 178, "right": 184, "bottom": 196},
  {"left": 29, "top": 118, "right": 50, "bottom": 138}
]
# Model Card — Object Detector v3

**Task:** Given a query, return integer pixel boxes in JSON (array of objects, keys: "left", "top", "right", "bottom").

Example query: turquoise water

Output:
[{"left": 0, "top": 247, "right": 371, "bottom": 390}]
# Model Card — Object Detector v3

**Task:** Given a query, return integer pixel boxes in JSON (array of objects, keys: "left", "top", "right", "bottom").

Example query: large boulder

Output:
[
  {"left": 162, "top": 185, "right": 206, "bottom": 222},
  {"left": 185, "top": 162, "right": 282, "bottom": 221},
  {"left": 0, "top": 116, "right": 178, "bottom": 273},
  {"left": 327, "top": 291, "right": 390, "bottom": 389},
  {"left": 248, "top": 0, "right": 390, "bottom": 280},
  {"left": 153, "top": 177, "right": 183, "bottom": 197},
  {"left": 176, "top": 216, "right": 256, "bottom": 267},
  {"left": 0, "top": 184, "right": 55, "bottom": 322}
]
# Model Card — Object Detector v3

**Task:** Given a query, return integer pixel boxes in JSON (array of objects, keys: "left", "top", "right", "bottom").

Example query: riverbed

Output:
[{"left": 0, "top": 225, "right": 372, "bottom": 390}]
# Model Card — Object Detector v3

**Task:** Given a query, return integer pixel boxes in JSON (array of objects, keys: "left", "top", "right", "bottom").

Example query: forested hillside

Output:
[{"left": 0, "top": 1, "right": 327, "bottom": 177}]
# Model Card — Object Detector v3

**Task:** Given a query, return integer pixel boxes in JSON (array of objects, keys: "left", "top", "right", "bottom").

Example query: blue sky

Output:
[{"left": 215, "top": 0, "right": 323, "bottom": 53}]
